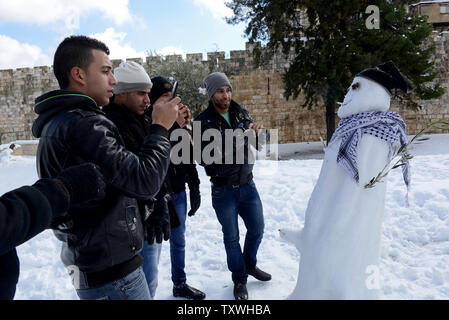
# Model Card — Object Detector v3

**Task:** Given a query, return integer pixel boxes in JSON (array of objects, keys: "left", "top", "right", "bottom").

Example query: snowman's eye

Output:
[{"left": 352, "top": 82, "right": 360, "bottom": 90}]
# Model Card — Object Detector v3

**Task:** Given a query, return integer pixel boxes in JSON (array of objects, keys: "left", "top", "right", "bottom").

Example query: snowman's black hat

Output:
[{"left": 356, "top": 60, "right": 415, "bottom": 94}]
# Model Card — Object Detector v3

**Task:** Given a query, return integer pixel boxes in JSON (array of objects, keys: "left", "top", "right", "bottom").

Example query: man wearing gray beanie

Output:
[
  {"left": 203, "top": 72, "right": 233, "bottom": 100},
  {"left": 194, "top": 72, "right": 270, "bottom": 300}
]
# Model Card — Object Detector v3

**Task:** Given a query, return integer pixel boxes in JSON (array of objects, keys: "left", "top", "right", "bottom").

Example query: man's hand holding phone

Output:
[
  {"left": 152, "top": 97, "right": 180, "bottom": 130},
  {"left": 176, "top": 104, "right": 192, "bottom": 127},
  {"left": 247, "top": 122, "right": 264, "bottom": 135},
  {"left": 151, "top": 81, "right": 182, "bottom": 130}
]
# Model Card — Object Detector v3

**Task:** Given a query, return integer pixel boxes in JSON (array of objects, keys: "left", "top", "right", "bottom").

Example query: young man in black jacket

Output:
[
  {"left": 32, "top": 36, "right": 180, "bottom": 300},
  {"left": 103, "top": 75, "right": 205, "bottom": 300},
  {"left": 194, "top": 72, "right": 271, "bottom": 300},
  {"left": 0, "top": 162, "right": 106, "bottom": 300}
]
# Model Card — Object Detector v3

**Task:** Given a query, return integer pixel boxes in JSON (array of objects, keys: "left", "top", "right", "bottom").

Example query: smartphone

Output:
[{"left": 170, "top": 81, "right": 178, "bottom": 100}]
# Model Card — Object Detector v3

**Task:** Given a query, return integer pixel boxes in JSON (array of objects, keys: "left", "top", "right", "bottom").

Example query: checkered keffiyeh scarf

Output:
[{"left": 329, "top": 111, "right": 410, "bottom": 195}]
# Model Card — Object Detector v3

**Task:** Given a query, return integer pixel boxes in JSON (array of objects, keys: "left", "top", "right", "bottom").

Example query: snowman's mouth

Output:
[{"left": 341, "top": 99, "right": 352, "bottom": 107}]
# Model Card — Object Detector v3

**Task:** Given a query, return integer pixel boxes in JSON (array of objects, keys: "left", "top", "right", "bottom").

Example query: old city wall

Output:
[
  {"left": 229, "top": 33, "right": 449, "bottom": 143},
  {"left": 0, "top": 66, "right": 57, "bottom": 144},
  {"left": 0, "top": 33, "right": 448, "bottom": 145},
  {"left": 391, "top": 31, "right": 449, "bottom": 136}
]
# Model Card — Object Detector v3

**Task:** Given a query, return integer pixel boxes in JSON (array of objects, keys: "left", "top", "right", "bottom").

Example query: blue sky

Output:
[{"left": 0, "top": 0, "right": 248, "bottom": 69}]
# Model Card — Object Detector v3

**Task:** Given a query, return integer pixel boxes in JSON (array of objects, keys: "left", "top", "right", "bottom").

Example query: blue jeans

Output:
[
  {"left": 170, "top": 191, "right": 187, "bottom": 286},
  {"left": 75, "top": 267, "right": 150, "bottom": 300},
  {"left": 140, "top": 241, "right": 162, "bottom": 299},
  {"left": 211, "top": 179, "right": 264, "bottom": 284},
  {"left": 141, "top": 191, "right": 188, "bottom": 298}
]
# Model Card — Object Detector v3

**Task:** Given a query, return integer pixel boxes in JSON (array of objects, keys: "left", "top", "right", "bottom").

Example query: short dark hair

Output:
[{"left": 53, "top": 35, "right": 110, "bottom": 89}]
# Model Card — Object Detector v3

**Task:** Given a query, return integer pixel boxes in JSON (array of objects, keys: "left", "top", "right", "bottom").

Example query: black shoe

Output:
[
  {"left": 173, "top": 283, "right": 206, "bottom": 300},
  {"left": 247, "top": 266, "right": 272, "bottom": 281},
  {"left": 233, "top": 283, "right": 248, "bottom": 300}
]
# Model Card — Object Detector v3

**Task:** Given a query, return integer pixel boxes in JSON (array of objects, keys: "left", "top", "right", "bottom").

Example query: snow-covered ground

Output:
[{"left": 1, "top": 134, "right": 449, "bottom": 300}]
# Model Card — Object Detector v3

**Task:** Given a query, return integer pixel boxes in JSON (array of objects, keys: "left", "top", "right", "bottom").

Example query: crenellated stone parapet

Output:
[{"left": 1, "top": 33, "right": 448, "bottom": 144}]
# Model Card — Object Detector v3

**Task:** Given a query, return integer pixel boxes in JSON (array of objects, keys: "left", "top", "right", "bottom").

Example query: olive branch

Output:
[{"left": 364, "top": 120, "right": 449, "bottom": 189}]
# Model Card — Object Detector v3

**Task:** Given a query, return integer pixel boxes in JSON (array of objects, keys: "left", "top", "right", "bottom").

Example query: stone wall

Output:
[
  {"left": 0, "top": 65, "right": 58, "bottom": 143},
  {"left": 0, "top": 33, "right": 448, "bottom": 145},
  {"left": 229, "top": 69, "right": 327, "bottom": 143},
  {"left": 232, "top": 32, "right": 449, "bottom": 143},
  {"left": 392, "top": 31, "right": 449, "bottom": 135}
]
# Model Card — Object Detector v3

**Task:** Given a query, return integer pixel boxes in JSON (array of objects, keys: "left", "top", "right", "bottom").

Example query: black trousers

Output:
[{"left": 0, "top": 249, "right": 20, "bottom": 300}]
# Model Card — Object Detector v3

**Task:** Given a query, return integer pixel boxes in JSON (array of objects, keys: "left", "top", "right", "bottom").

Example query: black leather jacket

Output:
[
  {"left": 32, "top": 90, "right": 171, "bottom": 276},
  {"left": 102, "top": 101, "right": 180, "bottom": 229},
  {"left": 194, "top": 100, "right": 256, "bottom": 186}
]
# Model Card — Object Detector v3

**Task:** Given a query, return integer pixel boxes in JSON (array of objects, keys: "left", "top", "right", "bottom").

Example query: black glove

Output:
[
  {"left": 55, "top": 163, "right": 106, "bottom": 205},
  {"left": 145, "top": 195, "right": 171, "bottom": 245},
  {"left": 188, "top": 186, "right": 201, "bottom": 217}
]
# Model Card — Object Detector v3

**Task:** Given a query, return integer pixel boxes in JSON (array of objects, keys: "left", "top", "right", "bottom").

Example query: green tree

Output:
[
  {"left": 146, "top": 54, "right": 222, "bottom": 117},
  {"left": 226, "top": 0, "right": 445, "bottom": 142}
]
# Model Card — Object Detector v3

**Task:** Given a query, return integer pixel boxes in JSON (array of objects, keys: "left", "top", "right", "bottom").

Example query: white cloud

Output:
[
  {"left": 0, "top": 35, "right": 52, "bottom": 69},
  {"left": 0, "top": 28, "right": 147, "bottom": 70},
  {"left": 156, "top": 46, "right": 187, "bottom": 59},
  {"left": 191, "top": 0, "right": 233, "bottom": 20},
  {"left": 0, "top": 0, "right": 132, "bottom": 32},
  {"left": 90, "top": 28, "right": 147, "bottom": 61}
]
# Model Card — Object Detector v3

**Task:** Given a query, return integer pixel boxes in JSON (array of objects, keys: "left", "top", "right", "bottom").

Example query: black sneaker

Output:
[
  {"left": 173, "top": 283, "right": 206, "bottom": 300},
  {"left": 233, "top": 283, "right": 248, "bottom": 300},
  {"left": 247, "top": 266, "right": 272, "bottom": 281}
]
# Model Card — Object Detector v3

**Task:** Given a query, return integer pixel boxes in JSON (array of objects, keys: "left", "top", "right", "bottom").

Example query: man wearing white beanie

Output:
[
  {"left": 103, "top": 62, "right": 187, "bottom": 300},
  {"left": 111, "top": 61, "right": 153, "bottom": 116},
  {"left": 114, "top": 61, "right": 153, "bottom": 95}
]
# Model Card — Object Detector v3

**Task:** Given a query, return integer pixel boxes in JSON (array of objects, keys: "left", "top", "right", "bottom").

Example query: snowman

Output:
[{"left": 281, "top": 61, "right": 414, "bottom": 299}]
